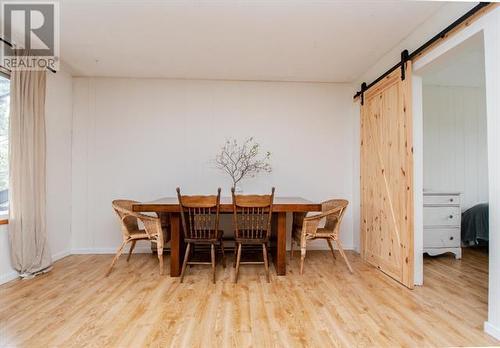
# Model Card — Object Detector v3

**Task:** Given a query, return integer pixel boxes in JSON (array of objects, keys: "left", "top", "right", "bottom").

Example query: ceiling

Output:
[
  {"left": 419, "top": 32, "right": 485, "bottom": 87},
  {"left": 58, "top": 0, "right": 451, "bottom": 82}
]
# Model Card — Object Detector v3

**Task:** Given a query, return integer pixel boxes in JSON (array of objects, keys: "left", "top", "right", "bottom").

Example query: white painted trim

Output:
[
  {"left": 71, "top": 245, "right": 355, "bottom": 255},
  {"left": 52, "top": 250, "right": 71, "bottom": 261},
  {"left": 412, "top": 6, "right": 500, "bottom": 339},
  {"left": 412, "top": 75, "right": 424, "bottom": 286},
  {"left": 287, "top": 244, "right": 355, "bottom": 251},
  {"left": 412, "top": 7, "right": 499, "bottom": 73},
  {"left": 71, "top": 246, "right": 153, "bottom": 254},
  {"left": 0, "top": 270, "right": 19, "bottom": 285},
  {"left": 423, "top": 248, "right": 462, "bottom": 259},
  {"left": 0, "top": 243, "right": 361, "bottom": 286},
  {"left": 0, "top": 250, "right": 72, "bottom": 285},
  {"left": 485, "top": 321, "right": 500, "bottom": 341}
]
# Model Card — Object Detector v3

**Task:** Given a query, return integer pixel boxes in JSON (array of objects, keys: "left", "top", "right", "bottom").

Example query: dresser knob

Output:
[
  {"left": 450, "top": 236, "right": 454, "bottom": 240},
  {"left": 449, "top": 198, "right": 454, "bottom": 202},
  {"left": 449, "top": 215, "right": 453, "bottom": 219}
]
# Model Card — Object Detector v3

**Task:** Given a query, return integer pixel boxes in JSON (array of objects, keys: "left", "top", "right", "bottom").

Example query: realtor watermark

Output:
[{"left": 1, "top": 1, "right": 59, "bottom": 71}]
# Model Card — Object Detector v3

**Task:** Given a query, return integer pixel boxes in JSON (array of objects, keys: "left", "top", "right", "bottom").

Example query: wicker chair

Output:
[
  {"left": 231, "top": 187, "right": 275, "bottom": 283},
  {"left": 291, "top": 199, "right": 353, "bottom": 275},
  {"left": 107, "top": 200, "right": 168, "bottom": 276},
  {"left": 177, "top": 188, "right": 226, "bottom": 284}
]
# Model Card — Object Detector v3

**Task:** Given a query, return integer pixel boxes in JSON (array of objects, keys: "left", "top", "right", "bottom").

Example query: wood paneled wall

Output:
[{"left": 423, "top": 85, "right": 488, "bottom": 210}]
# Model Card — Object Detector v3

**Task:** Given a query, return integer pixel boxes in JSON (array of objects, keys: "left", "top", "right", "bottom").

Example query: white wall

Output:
[
  {"left": 46, "top": 67, "right": 73, "bottom": 260},
  {"left": 423, "top": 85, "right": 488, "bottom": 210},
  {"left": 0, "top": 67, "right": 73, "bottom": 285},
  {"left": 71, "top": 78, "right": 357, "bottom": 253},
  {"left": 351, "top": 103, "right": 360, "bottom": 252},
  {"left": 483, "top": 8, "right": 500, "bottom": 340},
  {"left": 356, "top": 2, "right": 477, "bottom": 86},
  {"left": 0, "top": 225, "right": 16, "bottom": 284}
]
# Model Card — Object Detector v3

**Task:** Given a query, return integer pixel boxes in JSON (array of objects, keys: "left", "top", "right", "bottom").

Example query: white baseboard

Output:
[
  {"left": 71, "top": 246, "right": 152, "bottom": 254},
  {"left": 52, "top": 250, "right": 71, "bottom": 261},
  {"left": 0, "top": 244, "right": 355, "bottom": 285},
  {"left": 70, "top": 245, "right": 355, "bottom": 254},
  {"left": 0, "top": 270, "right": 19, "bottom": 285},
  {"left": 485, "top": 321, "right": 500, "bottom": 341},
  {"left": 0, "top": 250, "right": 71, "bottom": 286},
  {"left": 292, "top": 244, "right": 354, "bottom": 251}
]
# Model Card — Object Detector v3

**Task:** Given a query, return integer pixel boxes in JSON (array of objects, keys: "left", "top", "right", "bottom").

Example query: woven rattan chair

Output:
[
  {"left": 177, "top": 188, "right": 226, "bottom": 283},
  {"left": 231, "top": 187, "right": 275, "bottom": 283},
  {"left": 291, "top": 199, "right": 353, "bottom": 275},
  {"left": 107, "top": 200, "right": 168, "bottom": 276},
  {"left": 151, "top": 213, "right": 171, "bottom": 254}
]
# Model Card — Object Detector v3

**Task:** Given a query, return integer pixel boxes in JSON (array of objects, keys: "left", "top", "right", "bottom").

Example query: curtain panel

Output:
[{"left": 8, "top": 65, "right": 52, "bottom": 278}]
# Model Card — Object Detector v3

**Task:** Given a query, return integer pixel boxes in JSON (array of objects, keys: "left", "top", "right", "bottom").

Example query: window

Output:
[{"left": 0, "top": 74, "right": 9, "bottom": 213}]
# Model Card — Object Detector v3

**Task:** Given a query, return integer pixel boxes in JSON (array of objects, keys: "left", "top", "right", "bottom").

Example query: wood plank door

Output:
[{"left": 360, "top": 62, "right": 414, "bottom": 289}]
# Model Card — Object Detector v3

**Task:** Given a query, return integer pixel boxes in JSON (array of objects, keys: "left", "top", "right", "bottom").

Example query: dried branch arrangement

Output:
[{"left": 214, "top": 137, "right": 272, "bottom": 190}]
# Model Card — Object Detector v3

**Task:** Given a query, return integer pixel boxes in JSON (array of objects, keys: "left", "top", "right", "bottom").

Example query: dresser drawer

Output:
[
  {"left": 424, "top": 228, "right": 460, "bottom": 248},
  {"left": 423, "top": 194, "right": 460, "bottom": 206},
  {"left": 423, "top": 206, "right": 460, "bottom": 226}
]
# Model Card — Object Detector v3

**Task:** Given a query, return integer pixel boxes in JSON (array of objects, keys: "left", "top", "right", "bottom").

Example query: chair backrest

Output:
[
  {"left": 231, "top": 187, "right": 275, "bottom": 241},
  {"left": 322, "top": 199, "right": 349, "bottom": 235},
  {"left": 112, "top": 199, "right": 163, "bottom": 240},
  {"left": 176, "top": 188, "right": 221, "bottom": 240},
  {"left": 112, "top": 199, "right": 139, "bottom": 238}
]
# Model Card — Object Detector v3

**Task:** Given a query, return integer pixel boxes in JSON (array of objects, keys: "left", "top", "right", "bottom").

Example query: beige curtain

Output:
[{"left": 8, "top": 67, "right": 52, "bottom": 278}]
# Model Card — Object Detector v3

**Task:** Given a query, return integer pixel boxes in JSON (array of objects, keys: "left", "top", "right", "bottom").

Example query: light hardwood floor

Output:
[{"left": 0, "top": 248, "right": 497, "bottom": 347}]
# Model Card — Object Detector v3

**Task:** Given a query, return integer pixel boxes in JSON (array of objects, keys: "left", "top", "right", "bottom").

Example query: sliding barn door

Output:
[{"left": 360, "top": 62, "right": 414, "bottom": 289}]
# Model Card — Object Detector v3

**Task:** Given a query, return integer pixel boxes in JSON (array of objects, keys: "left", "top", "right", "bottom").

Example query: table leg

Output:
[
  {"left": 273, "top": 212, "right": 287, "bottom": 276},
  {"left": 169, "top": 213, "right": 184, "bottom": 277}
]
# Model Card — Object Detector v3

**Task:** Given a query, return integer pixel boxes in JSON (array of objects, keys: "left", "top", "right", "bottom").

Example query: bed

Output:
[{"left": 461, "top": 203, "right": 489, "bottom": 245}]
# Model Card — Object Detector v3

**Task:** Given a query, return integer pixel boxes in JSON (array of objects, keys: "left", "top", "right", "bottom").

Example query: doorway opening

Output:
[{"left": 416, "top": 31, "right": 489, "bottom": 300}]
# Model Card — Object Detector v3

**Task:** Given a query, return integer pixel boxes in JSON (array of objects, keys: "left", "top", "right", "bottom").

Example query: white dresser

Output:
[{"left": 423, "top": 192, "right": 462, "bottom": 259}]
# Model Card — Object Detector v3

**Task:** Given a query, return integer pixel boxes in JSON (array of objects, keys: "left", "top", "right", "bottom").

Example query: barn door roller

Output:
[
  {"left": 360, "top": 82, "right": 367, "bottom": 106},
  {"left": 359, "top": 48, "right": 408, "bottom": 105},
  {"left": 400, "top": 49, "right": 409, "bottom": 81}
]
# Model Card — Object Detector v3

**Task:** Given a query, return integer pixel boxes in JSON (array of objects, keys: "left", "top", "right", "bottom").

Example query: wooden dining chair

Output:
[
  {"left": 231, "top": 187, "right": 275, "bottom": 283},
  {"left": 107, "top": 200, "right": 168, "bottom": 276},
  {"left": 291, "top": 199, "right": 353, "bottom": 275},
  {"left": 177, "top": 188, "right": 226, "bottom": 283}
]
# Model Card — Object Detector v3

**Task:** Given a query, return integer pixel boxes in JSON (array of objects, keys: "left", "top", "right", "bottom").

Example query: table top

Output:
[{"left": 133, "top": 196, "right": 321, "bottom": 213}]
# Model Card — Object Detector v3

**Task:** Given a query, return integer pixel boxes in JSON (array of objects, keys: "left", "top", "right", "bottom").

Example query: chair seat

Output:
[
  {"left": 128, "top": 229, "right": 157, "bottom": 240},
  {"left": 185, "top": 229, "right": 224, "bottom": 243},
  {"left": 290, "top": 199, "right": 352, "bottom": 275},
  {"left": 313, "top": 228, "right": 336, "bottom": 238},
  {"left": 292, "top": 226, "right": 336, "bottom": 239},
  {"left": 235, "top": 229, "right": 269, "bottom": 244},
  {"left": 234, "top": 238, "right": 267, "bottom": 244}
]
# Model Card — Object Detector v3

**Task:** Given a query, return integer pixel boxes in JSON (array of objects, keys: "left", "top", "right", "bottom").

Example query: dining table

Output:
[{"left": 133, "top": 196, "right": 321, "bottom": 277}]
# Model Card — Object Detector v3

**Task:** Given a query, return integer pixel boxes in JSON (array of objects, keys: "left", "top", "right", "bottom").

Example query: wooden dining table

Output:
[{"left": 133, "top": 196, "right": 321, "bottom": 277}]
